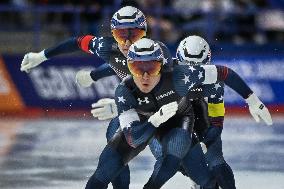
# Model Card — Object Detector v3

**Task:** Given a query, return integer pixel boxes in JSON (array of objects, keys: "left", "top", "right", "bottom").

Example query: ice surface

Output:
[{"left": 0, "top": 116, "right": 283, "bottom": 189}]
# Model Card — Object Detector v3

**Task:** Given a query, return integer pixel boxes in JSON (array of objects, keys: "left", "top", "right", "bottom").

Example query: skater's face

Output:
[
  {"left": 133, "top": 72, "right": 161, "bottom": 93},
  {"left": 117, "top": 40, "right": 132, "bottom": 57},
  {"left": 128, "top": 60, "right": 162, "bottom": 93},
  {"left": 112, "top": 28, "right": 146, "bottom": 57}
]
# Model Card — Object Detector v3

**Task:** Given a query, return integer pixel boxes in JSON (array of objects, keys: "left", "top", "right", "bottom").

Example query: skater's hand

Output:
[
  {"left": 245, "top": 93, "right": 273, "bottom": 126},
  {"left": 20, "top": 50, "right": 47, "bottom": 73},
  {"left": 91, "top": 98, "right": 118, "bottom": 120},
  {"left": 148, "top": 101, "right": 178, "bottom": 127},
  {"left": 75, "top": 70, "right": 93, "bottom": 87}
]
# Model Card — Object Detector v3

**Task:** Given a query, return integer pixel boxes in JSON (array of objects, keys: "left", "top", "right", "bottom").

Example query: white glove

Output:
[
  {"left": 20, "top": 50, "right": 47, "bottom": 73},
  {"left": 91, "top": 98, "right": 118, "bottom": 120},
  {"left": 75, "top": 70, "right": 93, "bottom": 87},
  {"left": 200, "top": 142, "right": 207, "bottom": 154},
  {"left": 245, "top": 93, "right": 273, "bottom": 126},
  {"left": 148, "top": 101, "right": 178, "bottom": 127}
]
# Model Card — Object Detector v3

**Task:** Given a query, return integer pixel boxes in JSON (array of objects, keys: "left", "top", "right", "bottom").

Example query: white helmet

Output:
[
  {"left": 176, "top": 35, "right": 211, "bottom": 65},
  {"left": 111, "top": 6, "right": 147, "bottom": 31},
  {"left": 127, "top": 38, "right": 164, "bottom": 61}
]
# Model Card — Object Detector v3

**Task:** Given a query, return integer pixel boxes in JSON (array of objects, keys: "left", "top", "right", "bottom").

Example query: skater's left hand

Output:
[
  {"left": 75, "top": 70, "right": 94, "bottom": 87},
  {"left": 245, "top": 93, "right": 273, "bottom": 126},
  {"left": 91, "top": 98, "right": 118, "bottom": 120}
]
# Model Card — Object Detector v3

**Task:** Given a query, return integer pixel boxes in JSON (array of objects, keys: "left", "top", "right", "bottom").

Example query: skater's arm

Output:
[
  {"left": 174, "top": 65, "right": 252, "bottom": 97},
  {"left": 115, "top": 84, "right": 156, "bottom": 148},
  {"left": 44, "top": 37, "right": 79, "bottom": 58},
  {"left": 90, "top": 64, "right": 116, "bottom": 81}
]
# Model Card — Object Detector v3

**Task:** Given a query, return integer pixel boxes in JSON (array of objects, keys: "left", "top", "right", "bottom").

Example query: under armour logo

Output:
[
  {"left": 115, "top": 57, "right": 126, "bottom": 65},
  {"left": 137, "top": 97, "right": 150, "bottom": 105},
  {"left": 259, "top": 104, "right": 264, "bottom": 110}
]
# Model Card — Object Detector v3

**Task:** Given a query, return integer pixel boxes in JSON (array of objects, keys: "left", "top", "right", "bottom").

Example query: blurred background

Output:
[
  {"left": 0, "top": 0, "right": 283, "bottom": 115},
  {"left": 0, "top": 0, "right": 284, "bottom": 189}
]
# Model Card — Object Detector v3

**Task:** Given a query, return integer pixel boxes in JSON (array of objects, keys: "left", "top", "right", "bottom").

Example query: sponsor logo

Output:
[
  {"left": 137, "top": 97, "right": 149, "bottom": 105},
  {"left": 156, "top": 90, "right": 175, "bottom": 101},
  {"left": 114, "top": 57, "right": 127, "bottom": 66},
  {"left": 28, "top": 66, "right": 119, "bottom": 100}
]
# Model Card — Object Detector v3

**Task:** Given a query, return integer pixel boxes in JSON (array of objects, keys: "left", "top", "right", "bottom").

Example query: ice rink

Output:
[{"left": 0, "top": 116, "right": 284, "bottom": 189}]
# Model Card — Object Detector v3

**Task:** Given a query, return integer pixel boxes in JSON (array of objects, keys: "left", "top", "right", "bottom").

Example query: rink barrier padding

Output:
[
  {"left": 1, "top": 54, "right": 284, "bottom": 117},
  {"left": 0, "top": 56, "right": 25, "bottom": 112},
  {"left": 1, "top": 105, "right": 283, "bottom": 119}
]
